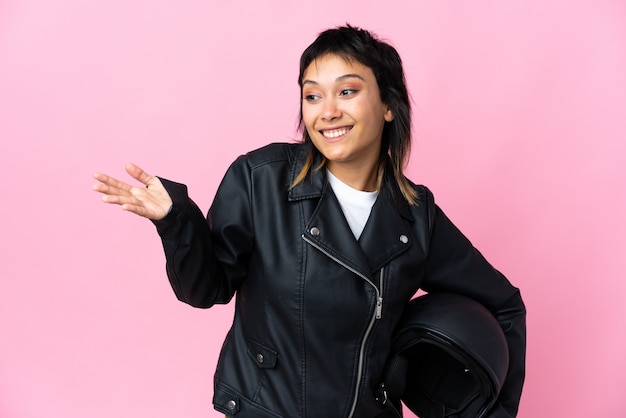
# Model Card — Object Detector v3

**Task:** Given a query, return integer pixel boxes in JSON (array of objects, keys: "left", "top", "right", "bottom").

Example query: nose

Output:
[{"left": 321, "top": 97, "right": 341, "bottom": 121}]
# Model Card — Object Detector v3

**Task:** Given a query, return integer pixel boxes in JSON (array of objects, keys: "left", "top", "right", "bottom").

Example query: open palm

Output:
[{"left": 93, "top": 163, "right": 173, "bottom": 220}]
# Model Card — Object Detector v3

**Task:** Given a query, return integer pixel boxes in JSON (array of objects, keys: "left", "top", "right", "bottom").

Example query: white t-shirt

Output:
[{"left": 327, "top": 169, "right": 379, "bottom": 240}]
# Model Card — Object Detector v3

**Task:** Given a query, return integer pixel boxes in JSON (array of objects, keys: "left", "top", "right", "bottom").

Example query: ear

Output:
[{"left": 384, "top": 106, "right": 394, "bottom": 122}]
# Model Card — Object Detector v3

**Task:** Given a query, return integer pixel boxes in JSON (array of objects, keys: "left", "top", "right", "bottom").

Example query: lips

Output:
[{"left": 320, "top": 127, "right": 352, "bottom": 139}]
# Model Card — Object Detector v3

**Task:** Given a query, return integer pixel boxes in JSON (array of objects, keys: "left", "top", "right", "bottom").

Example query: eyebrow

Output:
[{"left": 302, "top": 73, "right": 366, "bottom": 86}]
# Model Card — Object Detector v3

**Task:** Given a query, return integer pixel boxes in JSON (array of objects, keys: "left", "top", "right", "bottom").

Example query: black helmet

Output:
[{"left": 380, "top": 292, "right": 509, "bottom": 418}]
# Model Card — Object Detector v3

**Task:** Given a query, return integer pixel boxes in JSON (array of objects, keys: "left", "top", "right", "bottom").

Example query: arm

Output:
[
  {"left": 420, "top": 189, "right": 526, "bottom": 417},
  {"left": 151, "top": 157, "right": 254, "bottom": 308}
]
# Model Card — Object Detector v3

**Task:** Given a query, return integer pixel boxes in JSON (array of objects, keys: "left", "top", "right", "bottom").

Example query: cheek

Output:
[{"left": 301, "top": 106, "right": 316, "bottom": 129}]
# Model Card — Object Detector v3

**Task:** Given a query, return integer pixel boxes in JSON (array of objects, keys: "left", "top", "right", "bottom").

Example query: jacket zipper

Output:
[{"left": 302, "top": 235, "right": 384, "bottom": 418}]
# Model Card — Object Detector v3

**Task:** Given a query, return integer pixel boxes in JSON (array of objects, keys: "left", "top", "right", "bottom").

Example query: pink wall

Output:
[{"left": 1, "top": 0, "right": 625, "bottom": 416}]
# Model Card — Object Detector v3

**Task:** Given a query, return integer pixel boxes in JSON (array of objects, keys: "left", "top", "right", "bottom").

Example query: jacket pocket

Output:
[
  {"left": 247, "top": 339, "right": 278, "bottom": 369},
  {"left": 214, "top": 382, "right": 284, "bottom": 417}
]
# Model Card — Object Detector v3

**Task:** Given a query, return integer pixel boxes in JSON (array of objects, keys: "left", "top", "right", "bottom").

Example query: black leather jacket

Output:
[{"left": 152, "top": 142, "right": 526, "bottom": 418}]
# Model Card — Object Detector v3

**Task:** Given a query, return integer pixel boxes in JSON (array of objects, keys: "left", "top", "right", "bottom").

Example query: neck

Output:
[{"left": 327, "top": 160, "right": 381, "bottom": 192}]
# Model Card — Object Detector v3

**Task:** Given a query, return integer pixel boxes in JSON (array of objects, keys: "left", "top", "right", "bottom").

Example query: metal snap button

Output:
[
  {"left": 310, "top": 226, "right": 320, "bottom": 236},
  {"left": 227, "top": 400, "right": 237, "bottom": 411},
  {"left": 399, "top": 234, "right": 409, "bottom": 243},
  {"left": 256, "top": 353, "right": 264, "bottom": 364}
]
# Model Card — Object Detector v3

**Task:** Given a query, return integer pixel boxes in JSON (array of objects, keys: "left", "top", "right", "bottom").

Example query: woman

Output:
[{"left": 93, "top": 25, "right": 525, "bottom": 417}]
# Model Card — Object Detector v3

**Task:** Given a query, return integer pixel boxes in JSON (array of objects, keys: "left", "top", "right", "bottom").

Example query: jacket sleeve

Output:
[
  {"left": 151, "top": 156, "right": 254, "bottom": 308},
  {"left": 420, "top": 188, "right": 526, "bottom": 417}
]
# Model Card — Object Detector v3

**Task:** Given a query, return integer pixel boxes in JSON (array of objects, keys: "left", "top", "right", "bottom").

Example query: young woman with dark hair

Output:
[{"left": 93, "top": 25, "right": 525, "bottom": 418}]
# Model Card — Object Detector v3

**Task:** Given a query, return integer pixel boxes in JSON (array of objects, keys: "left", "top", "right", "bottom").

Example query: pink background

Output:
[{"left": 1, "top": 0, "right": 625, "bottom": 417}]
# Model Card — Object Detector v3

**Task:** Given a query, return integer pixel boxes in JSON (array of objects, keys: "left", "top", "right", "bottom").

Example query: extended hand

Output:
[{"left": 93, "top": 163, "right": 173, "bottom": 220}]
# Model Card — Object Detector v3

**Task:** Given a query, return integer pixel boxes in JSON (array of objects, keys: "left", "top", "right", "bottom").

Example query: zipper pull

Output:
[{"left": 376, "top": 297, "right": 383, "bottom": 319}]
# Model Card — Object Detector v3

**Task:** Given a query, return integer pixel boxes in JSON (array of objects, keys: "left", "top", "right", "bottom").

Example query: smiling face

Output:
[{"left": 301, "top": 54, "right": 394, "bottom": 191}]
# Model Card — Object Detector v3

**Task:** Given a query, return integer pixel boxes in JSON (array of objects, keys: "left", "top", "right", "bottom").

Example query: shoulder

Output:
[
  {"left": 399, "top": 176, "right": 434, "bottom": 209},
  {"left": 221, "top": 142, "right": 305, "bottom": 190},
  {"left": 236, "top": 142, "right": 303, "bottom": 170},
  {"left": 399, "top": 178, "right": 437, "bottom": 227}
]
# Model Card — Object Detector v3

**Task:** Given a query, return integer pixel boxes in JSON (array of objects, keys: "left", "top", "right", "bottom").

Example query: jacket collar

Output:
[
  {"left": 287, "top": 142, "right": 326, "bottom": 201},
  {"left": 291, "top": 143, "right": 415, "bottom": 275},
  {"left": 288, "top": 142, "right": 414, "bottom": 222}
]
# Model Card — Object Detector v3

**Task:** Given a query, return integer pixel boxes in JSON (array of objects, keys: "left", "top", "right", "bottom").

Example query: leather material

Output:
[{"left": 152, "top": 142, "right": 526, "bottom": 417}]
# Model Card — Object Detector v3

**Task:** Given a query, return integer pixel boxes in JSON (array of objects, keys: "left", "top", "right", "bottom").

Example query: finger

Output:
[
  {"left": 93, "top": 172, "right": 134, "bottom": 193},
  {"left": 101, "top": 193, "right": 142, "bottom": 206},
  {"left": 125, "top": 163, "right": 155, "bottom": 187},
  {"left": 92, "top": 181, "right": 134, "bottom": 200},
  {"left": 121, "top": 203, "right": 151, "bottom": 218}
]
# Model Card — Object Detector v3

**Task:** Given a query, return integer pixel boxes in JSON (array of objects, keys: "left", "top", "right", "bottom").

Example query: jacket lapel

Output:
[
  {"left": 303, "top": 183, "right": 374, "bottom": 280},
  {"left": 358, "top": 182, "right": 414, "bottom": 273},
  {"left": 290, "top": 144, "right": 414, "bottom": 278}
]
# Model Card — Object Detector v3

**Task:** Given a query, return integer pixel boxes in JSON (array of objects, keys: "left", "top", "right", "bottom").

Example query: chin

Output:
[{"left": 320, "top": 149, "right": 349, "bottom": 163}]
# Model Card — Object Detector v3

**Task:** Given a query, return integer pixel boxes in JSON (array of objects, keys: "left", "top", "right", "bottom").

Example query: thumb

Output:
[{"left": 125, "top": 163, "right": 155, "bottom": 187}]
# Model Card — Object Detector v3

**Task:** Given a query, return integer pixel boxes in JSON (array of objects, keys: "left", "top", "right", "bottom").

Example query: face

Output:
[{"left": 301, "top": 54, "right": 393, "bottom": 188}]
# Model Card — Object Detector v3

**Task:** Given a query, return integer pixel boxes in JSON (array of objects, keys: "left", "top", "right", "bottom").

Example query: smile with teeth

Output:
[{"left": 321, "top": 127, "right": 351, "bottom": 139}]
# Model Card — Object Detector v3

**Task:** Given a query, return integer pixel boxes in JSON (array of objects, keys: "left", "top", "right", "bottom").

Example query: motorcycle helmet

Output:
[{"left": 381, "top": 292, "right": 509, "bottom": 418}]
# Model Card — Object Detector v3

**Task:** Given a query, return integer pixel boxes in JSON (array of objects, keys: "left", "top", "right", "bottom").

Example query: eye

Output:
[
  {"left": 303, "top": 93, "right": 321, "bottom": 102},
  {"left": 339, "top": 88, "right": 357, "bottom": 96}
]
